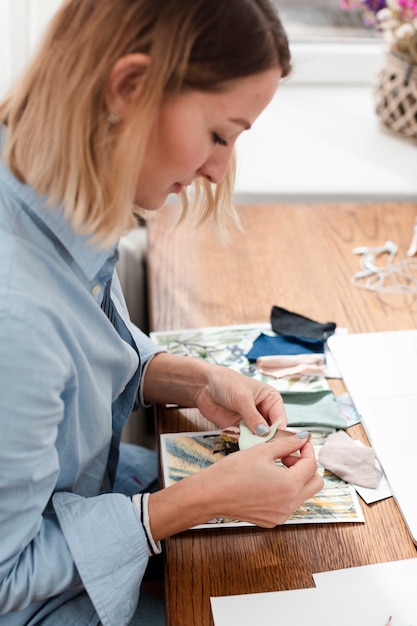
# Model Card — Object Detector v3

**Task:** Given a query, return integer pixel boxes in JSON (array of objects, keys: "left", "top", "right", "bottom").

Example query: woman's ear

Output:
[{"left": 105, "top": 53, "right": 151, "bottom": 120}]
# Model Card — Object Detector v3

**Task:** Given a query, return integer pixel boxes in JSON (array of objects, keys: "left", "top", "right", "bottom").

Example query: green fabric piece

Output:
[{"left": 281, "top": 389, "right": 346, "bottom": 429}]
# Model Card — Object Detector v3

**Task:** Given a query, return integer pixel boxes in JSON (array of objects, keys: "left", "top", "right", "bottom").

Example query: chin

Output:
[
  {"left": 134, "top": 192, "right": 171, "bottom": 212},
  {"left": 134, "top": 200, "right": 164, "bottom": 213}
]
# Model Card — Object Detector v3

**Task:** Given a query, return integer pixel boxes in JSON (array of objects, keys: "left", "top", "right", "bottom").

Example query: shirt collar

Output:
[{"left": 0, "top": 126, "right": 117, "bottom": 280}]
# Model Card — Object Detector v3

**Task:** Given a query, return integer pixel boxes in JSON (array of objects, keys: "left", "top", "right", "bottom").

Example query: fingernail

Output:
[
  {"left": 296, "top": 430, "right": 310, "bottom": 439},
  {"left": 256, "top": 424, "right": 270, "bottom": 436}
]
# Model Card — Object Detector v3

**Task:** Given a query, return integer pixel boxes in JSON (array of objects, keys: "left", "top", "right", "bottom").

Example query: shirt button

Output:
[{"left": 91, "top": 284, "right": 101, "bottom": 296}]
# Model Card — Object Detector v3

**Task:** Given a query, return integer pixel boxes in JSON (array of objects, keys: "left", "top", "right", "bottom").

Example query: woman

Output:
[{"left": 0, "top": 1, "right": 324, "bottom": 624}]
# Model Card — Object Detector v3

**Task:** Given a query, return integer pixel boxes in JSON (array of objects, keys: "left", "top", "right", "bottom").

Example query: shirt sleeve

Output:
[
  {"left": 0, "top": 315, "right": 82, "bottom": 614},
  {"left": 0, "top": 314, "right": 149, "bottom": 625},
  {"left": 53, "top": 492, "right": 149, "bottom": 626}
]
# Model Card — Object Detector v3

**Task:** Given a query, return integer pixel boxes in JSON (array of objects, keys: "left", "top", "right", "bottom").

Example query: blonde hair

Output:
[{"left": 0, "top": 0, "right": 290, "bottom": 246}]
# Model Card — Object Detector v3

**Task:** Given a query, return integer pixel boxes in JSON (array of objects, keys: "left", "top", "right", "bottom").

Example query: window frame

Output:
[
  {"left": 288, "top": 40, "right": 385, "bottom": 86},
  {"left": 277, "top": 3, "right": 386, "bottom": 86}
]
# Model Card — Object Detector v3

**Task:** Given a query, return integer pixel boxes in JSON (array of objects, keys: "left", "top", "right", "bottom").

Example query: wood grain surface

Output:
[{"left": 146, "top": 202, "right": 417, "bottom": 626}]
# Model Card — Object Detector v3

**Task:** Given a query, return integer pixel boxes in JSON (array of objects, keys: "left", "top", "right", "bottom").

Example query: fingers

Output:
[
  {"left": 268, "top": 434, "right": 324, "bottom": 514},
  {"left": 265, "top": 430, "right": 313, "bottom": 459},
  {"left": 220, "top": 433, "right": 323, "bottom": 526},
  {"left": 279, "top": 431, "right": 316, "bottom": 466},
  {"left": 289, "top": 467, "right": 325, "bottom": 510},
  {"left": 239, "top": 387, "right": 287, "bottom": 437},
  {"left": 267, "top": 432, "right": 323, "bottom": 492},
  {"left": 303, "top": 471, "right": 325, "bottom": 499},
  {"left": 238, "top": 408, "right": 273, "bottom": 438}
]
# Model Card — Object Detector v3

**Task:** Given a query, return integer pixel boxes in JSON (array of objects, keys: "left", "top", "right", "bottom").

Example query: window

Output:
[
  {"left": 0, "top": 1, "right": 385, "bottom": 96},
  {"left": 277, "top": 0, "right": 376, "bottom": 42},
  {"left": 0, "top": 0, "right": 62, "bottom": 97},
  {"left": 274, "top": 1, "right": 385, "bottom": 85}
]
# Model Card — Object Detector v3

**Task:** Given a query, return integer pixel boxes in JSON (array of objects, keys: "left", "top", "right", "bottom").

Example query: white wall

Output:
[
  {"left": 0, "top": 0, "right": 383, "bottom": 94},
  {"left": 1, "top": 2, "right": 415, "bottom": 203},
  {"left": 0, "top": 0, "right": 62, "bottom": 97},
  {"left": 0, "top": 0, "right": 382, "bottom": 94}
]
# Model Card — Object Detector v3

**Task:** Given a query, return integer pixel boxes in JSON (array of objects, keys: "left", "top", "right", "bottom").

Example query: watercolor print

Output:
[
  {"left": 160, "top": 428, "right": 364, "bottom": 529},
  {"left": 150, "top": 323, "right": 328, "bottom": 393}
]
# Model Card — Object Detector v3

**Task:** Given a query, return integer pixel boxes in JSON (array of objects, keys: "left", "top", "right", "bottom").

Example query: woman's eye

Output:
[{"left": 212, "top": 132, "right": 228, "bottom": 147}]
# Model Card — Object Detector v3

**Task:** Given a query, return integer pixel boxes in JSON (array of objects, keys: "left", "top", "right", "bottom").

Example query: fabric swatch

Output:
[
  {"left": 271, "top": 305, "right": 336, "bottom": 340},
  {"left": 318, "top": 429, "right": 378, "bottom": 488},
  {"left": 238, "top": 421, "right": 282, "bottom": 450},
  {"left": 256, "top": 354, "right": 325, "bottom": 379},
  {"left": 281, "top": 389, "right": 347, "bottom": 430},
  {"left": 245, "top": 333, "right": 324, "bottom": 362}
]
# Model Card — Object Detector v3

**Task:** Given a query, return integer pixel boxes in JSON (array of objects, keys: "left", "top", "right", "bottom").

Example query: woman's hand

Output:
[
  {"left": 148, "top": 431, "right": 324, "bottom": 541},
  {"left": 194, "top": 361, "right": 286, "bottom": 434},
  {"left": 143, "top": 352, "right": 286, "bottom": 435}
]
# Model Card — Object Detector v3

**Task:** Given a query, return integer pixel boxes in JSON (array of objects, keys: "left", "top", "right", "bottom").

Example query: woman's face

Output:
[{"left": 133, "top": 68, "right": 281, "bottom": 210}]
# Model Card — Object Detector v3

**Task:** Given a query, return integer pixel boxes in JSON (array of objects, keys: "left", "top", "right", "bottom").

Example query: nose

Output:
[{"left": 197, "top": 147, "right": 233, "bottom": 184}]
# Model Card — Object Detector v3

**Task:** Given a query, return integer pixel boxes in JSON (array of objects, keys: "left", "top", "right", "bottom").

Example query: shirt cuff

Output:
[
  {"left": 132, "top": 493, "right": 162, "bottom": 556},
  {"left": 138, "top": 354, "right": 157, "bottom": 408}
]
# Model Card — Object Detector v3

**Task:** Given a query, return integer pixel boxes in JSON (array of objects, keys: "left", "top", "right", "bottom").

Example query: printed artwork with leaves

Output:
[
  {"left": 160, "top": 428, "right": 365, "bottom": 529},
  {"left": 150, "top": 323, "right": 328, "bottom": 393}
]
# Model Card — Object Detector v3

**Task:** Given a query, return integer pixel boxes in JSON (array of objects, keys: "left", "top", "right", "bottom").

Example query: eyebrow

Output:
[{"left": 229, "top": 117, "right": 251, "bottom": 130}]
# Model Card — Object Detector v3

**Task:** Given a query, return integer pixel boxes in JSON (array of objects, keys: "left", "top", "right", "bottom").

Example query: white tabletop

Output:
[{"left": 235, "top": 84, "right": 417, "bottom": 203}]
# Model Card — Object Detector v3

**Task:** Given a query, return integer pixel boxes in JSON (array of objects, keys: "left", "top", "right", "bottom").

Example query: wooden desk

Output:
[{"left": 146, "top": 202, "right": 417, "bottom": 626}]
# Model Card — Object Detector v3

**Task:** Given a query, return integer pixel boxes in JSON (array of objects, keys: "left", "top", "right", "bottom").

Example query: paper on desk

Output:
[
  {"left": 160, "top": 429, "right": 365, "bottom": 529},
  {"left": 354, "top": 471, "right": 392, "bottom": 504},
  {"left": 211, "top": 576, "right": 417, "bottom": 626},
  {"left": 352, "top": 440, "right": 392, "bottom": 504},
  {"left": 335, "top": 392, "right": 361, "bottom": 427},
  {"left": 313, "top": 557, "right": 417, "bottom": 587},
  {"left": 323, "top": 327, "right": 348, "bottom": 378}
]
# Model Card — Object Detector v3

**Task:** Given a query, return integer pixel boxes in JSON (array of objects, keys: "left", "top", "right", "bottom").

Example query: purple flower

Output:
[
  {"left": 361, "top": 0, "right": 387, "bottom": 14},
  {"left": 341, "top": 0, "right": 386, "bottom": 13},
  {"left": 341, "top": 0, "right": 417, "bottom": 63}
]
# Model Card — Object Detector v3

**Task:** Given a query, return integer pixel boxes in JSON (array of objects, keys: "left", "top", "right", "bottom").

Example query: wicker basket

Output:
[{"left": 374, "top": 51, "right": 417, "bottom": 141}]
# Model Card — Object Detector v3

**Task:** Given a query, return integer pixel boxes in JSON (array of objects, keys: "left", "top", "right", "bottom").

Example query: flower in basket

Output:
[
  {"left": 342, "top": 0, "right": 417, "bottom": 140},
  {"left": 341, "top": 1, "right": 417, "bottom": 64}
]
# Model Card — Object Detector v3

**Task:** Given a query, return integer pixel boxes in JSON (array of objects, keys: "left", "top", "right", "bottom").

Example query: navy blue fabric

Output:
[{"left": 245, "top": 333, "right": 324, "bottom": 362}]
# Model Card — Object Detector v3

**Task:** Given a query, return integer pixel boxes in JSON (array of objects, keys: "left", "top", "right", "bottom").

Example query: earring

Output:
[{"left": 107, "top": 111, "right": 121, "bottom": 125}]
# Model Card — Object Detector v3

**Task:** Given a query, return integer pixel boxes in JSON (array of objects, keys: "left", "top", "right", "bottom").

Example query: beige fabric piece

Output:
[
  {"left": 256, "top": 354, "right": 325, "bottom": 379},
  {"left": 238, "top": 420, "right": 282, "bottom": 450},
  {"left": 318, "top": 429, "right": 377, "bottom": 489}
]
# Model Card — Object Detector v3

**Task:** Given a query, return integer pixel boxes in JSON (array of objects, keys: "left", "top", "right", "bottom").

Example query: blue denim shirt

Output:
[{"left": 0, "top": 129, "right": 163, "bottom": 625}]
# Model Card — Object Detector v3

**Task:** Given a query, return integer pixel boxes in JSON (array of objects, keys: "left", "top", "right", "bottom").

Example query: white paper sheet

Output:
[
  {"left": 211, "top": 576, "right": 417, "bottom": 626},
  {"left": 313, "top": 557, "right": 417, "bottom": 587}
]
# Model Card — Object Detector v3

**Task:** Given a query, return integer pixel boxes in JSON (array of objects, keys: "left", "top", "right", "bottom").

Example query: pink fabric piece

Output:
[
  {"left": 318, "top": 429, "right": 377, "bottom": 489},
  {"left": 256, "top": 354, "right": 325, "bottom": 379}
]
